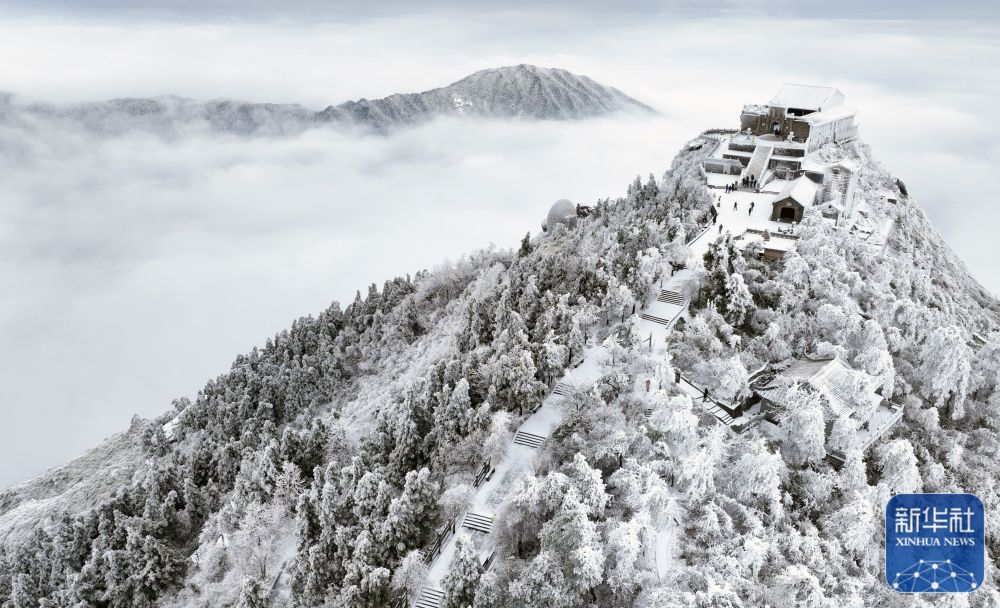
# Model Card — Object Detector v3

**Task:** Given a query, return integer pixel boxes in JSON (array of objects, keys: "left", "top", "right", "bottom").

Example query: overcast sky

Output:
[{"left": 0, "top": 5, "right": 998, "bottom": 486}]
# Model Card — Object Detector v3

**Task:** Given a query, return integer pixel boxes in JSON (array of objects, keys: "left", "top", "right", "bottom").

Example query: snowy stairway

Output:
[
  {"left": 512, "top": 430, "right": 547, "bottom": 449},
  {"left": 552, "top": 382, "right": 572, "bottom": 396},
  {"left": 744, "top": 144, "right": 773, "bottom": 182},
  {"left": 415, "top": 587, "right": 444, "bottom": 608},
  {"left": 640, "top": 313, "right": 672, "bottom": 326},
  {"left": 699, "top": 401, "right": 734, "bottom": 425},
  {"left": 657, "top": 290, "right": 687, "bottom": 305},
  {"left": 461, "top": 512, "right": 495, "bottom": 534}
]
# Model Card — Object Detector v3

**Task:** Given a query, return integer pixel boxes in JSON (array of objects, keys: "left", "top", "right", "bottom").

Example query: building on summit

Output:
[
  {"left": 770, "top": 176, "right": 819, "bottom": 223},
  {"left": 740, "top": 84, "right": 858, "bottom": 152},
  {"left": 691, "top": 83, "right": 889, "bottom": 260}
]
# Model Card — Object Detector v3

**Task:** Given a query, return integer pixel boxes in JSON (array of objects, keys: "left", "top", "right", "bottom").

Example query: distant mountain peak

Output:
[{"left": 0, "top": 66, "right": 655, "bottom": 136}]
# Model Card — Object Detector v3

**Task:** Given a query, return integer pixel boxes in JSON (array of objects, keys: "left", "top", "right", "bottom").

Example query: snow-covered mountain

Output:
[
  {"left": 0, "top": 65, "right": 654, "bottom": 136},
  {"left": 3, "top": 89, "right": 1000, "bottom": 608}
]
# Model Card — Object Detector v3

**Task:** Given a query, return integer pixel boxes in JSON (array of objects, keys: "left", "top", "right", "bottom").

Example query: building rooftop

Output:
[
  {"left": 800, "top": 104, "right": 857, "bottom": 125},
  {"left": 755, "top": 357, "right": 880, "bottom": 420},
  {"left": 770, "top": 84, "right": 844, "bottom": 112},
  {"left": 775, "top": 176, "right": 819, "bottom": 206}
]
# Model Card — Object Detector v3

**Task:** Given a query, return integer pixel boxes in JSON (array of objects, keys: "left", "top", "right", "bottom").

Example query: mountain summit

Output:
[
  {"left": 0, "top": 65, "right": 654, "bottom": 135},
  {"left": 321, "top": 64, "right": 656, "bottom": 127}
]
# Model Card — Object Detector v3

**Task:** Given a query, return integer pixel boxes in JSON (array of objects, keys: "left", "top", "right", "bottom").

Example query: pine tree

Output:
[
  {"left": 390, "top": 550, "right": 427, "bottom": 601},
  {"left": 380, "top": 468, "right": 438, "bottom": 561},
  {"left": 441, "top": 534, "right": 482, "bottom": 608},
  {"left": 875, "top": 439, "right": 921, "bottom": 499},
  {"left": 538, "top": 491, "right": 605, "bottom": 600},
  {"left": 919, "top": 325, "right": 972, "bottom": 420},
  {"left": 721, "top": 273, "right": 754, "bottom": 327},
  {"left": 509, "top": 551, "right": 571, "bottom": 608},
  {"left": 730, "top": 438, "right": 785, "bottom": 517},
  {"left": 237, "top": 576, "right": 268, "bottom": 608},
  {"left": 518, "top": 232, "right": 533, "bottom": 258},
  {"left": 779, "top": 386, "right": 827, "bottom": 467}
]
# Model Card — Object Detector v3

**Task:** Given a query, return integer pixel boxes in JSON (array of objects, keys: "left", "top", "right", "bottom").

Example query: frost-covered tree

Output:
[
  {"left": 677, "top": 426, "right": 725, "bottom": 505},
  {"left": 715, "top": 355, "right": 750, "bottom": 403},
  {"left": 839, "top": 448, "right": 868, "bottom": 494},
  {"left": 604, "top": 518, "right": 647, "bottom": 597},
  {"left": 766, "top": 564, "right": 827, "bottom": 607},
  {"left": 538, "top": 491, "right": 605, "bottom": 600},
  {"left": 918, "top": 325, "right": 972, "bottom": 420},
  {"left": 876, "top": 439, "right": 922, "bottom": 500},
  {"left": 491, "top": 347, "right": 545, "bottom": 415},
  {"left": 441, "top": 534, "right": 482, "bottom": 608},
  {"left": 391, "top": 550, "right": 427, "bottom": 601},
  {"left": 729, "top": 438, "right": 785, "bottom": 516},
  {"left": 827, "top": 415, "right": 858, "bottom": 456},
  {"left": 380, "top": 468, "right": 438, "bottom": 561},
  {"left": 821, "top": 490, "right": 875, "bottom": 564},
  {"left": 779, "top": 386, "right": 827, "bottom": 467},
  {"left": 509, "top": 551, "right": 571, "bottom": 608},
  {"left": 721, "top": 273, "right": 754, "bottom": 327},
  {"left": 848, "top": 319, "right": 895, "bottom": 397}
]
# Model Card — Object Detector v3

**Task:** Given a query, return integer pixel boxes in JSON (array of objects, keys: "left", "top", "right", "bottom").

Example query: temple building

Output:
[
  {"left": 748, "top": 356, "right": 904, "bottom": 461},
  {"left": 770, "top": 176, "right": 819, "bottom": 223},
  {"left": 740, "top": 84, "right": 858, "bottom": 152}
]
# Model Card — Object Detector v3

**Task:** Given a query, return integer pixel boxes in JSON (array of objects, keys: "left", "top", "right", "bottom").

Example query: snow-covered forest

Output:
[{"left": 2, "top": 126, "right": 1000, "bottom": 608}]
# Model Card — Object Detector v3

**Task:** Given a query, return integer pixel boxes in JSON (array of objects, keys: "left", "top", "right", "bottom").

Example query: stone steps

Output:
[
  {"left": 461, "top": 511, "right": 495, "bottom": 534},
  {"left": 415, "top": 587, "right": 444, "bottom": 608},
  {"left": 513, "top": 430, "right": 547, "bottom": 449},
  {"left": 640, "top": 313, "right": 672, "bottom": 326},
  {"left": 657, "top": 290, "right": 687, "bottom": 305},
  {"left": 744, "top": 143, "right": 773, "bottom": 182}
]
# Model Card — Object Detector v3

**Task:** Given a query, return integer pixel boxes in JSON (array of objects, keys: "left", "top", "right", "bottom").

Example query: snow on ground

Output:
[
  {"left": 653, "top": 500, "right": 681, "bottom": 581},
  {"left": 707, "top": 181, "right": 802, "bottom": 240}
]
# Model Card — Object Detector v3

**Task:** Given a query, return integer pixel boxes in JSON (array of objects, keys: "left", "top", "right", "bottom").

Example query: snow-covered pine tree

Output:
[{"left": 441, "top": 534, "right": 482, "bottom": 608}]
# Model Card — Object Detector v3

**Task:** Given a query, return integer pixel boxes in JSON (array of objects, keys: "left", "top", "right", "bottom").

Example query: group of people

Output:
[{"left": 724, "top": 173, "right": 760, "bottom": 194}]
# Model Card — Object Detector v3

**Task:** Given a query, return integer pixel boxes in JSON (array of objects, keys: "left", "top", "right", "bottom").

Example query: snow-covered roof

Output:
[
  {"left": 742, "top": 103, "right": 768, "bottom": 115},
  {"left": 756, "top": 357, "right": 879, "bottom": 420},
  {"left": 740, "top": 231, "right": 796, "bottom": 253},
  {"left": 800, "top": 104, "right": 856, "bottom": 125},
  {"left": 770, "top": 84, "right": 844, "bottom": 112},
  {"left": 774, "top": 176, "right": 819, "bottom": 207}
]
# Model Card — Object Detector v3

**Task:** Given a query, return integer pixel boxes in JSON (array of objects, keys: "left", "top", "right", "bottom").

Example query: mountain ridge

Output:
[{"left": 0, "top": 65, "right": 655, "bottom": 135}]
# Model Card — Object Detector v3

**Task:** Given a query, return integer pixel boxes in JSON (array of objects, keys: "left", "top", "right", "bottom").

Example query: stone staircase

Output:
[
  {"left": 512, "top": 430, "right": 547, "bottom": 449},
  {"left": 744, "top": 143, "right": 773, "bottom": 183},
  {"left": 461, "top": 511, "right": 495, "bottom": 534},
  {"left": 656, "top": 289, "right": 687, "bottom": 306},
  {"left": 415, "top": 587, "right": 444, "bottom": 608},
  {"left": 640, "top": 313, "right": 673, "bottom": 326},
  {"left": 552, "top": 382, "right": 572, "bottom": 396}
]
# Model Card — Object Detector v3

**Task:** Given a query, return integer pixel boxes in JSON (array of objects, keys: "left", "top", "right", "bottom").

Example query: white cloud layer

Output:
[{"left": 0, "top": 14, "right": 998, "bottom": 485}]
